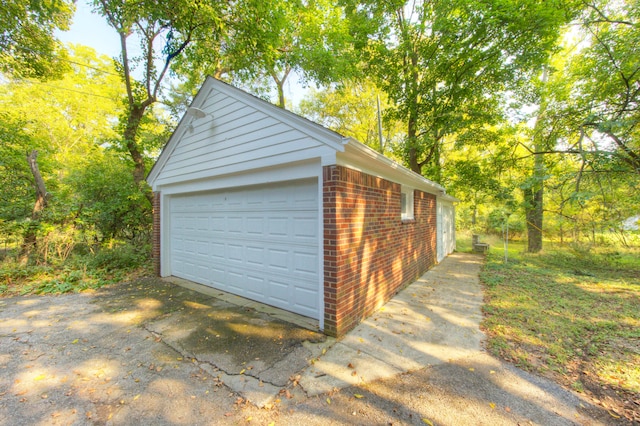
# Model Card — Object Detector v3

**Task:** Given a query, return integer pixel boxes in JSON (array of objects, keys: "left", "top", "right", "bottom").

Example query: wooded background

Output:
[{"left": 1, "top": 0, "right": 638, "bottom": 272}]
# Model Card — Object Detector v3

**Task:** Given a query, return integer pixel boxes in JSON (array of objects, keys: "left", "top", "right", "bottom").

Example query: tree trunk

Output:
[
  {"left": 525, "top": 67, "right": 548, "bottom": 253},
  {"left": 407, "top": 50, "right": 421, "bottom": 175},
  {"left": 269, "top": 66, "right": 291, "bottom": 109},
  {"left": 525, "top": 184, "right": 543, "bottom": 253},
  {"left": 20, "top": 150, "right": 48, "bottom": 262},
  {"left": 123, "top": 104, "right": 153, "bottom": 205}
]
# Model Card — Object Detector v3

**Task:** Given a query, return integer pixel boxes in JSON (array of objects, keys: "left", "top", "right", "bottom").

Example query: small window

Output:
[{"left": 401, "top": 186, "right": 414, "bottom": 220}]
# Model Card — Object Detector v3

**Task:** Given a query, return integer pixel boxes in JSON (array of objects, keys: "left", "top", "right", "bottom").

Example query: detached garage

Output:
[{"left": 148, "top": 77, "right": 457, "bottom": 337}]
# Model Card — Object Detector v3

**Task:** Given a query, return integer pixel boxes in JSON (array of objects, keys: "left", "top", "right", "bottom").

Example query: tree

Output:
[
  {"left": 341, "top": 0, "right": 575, "bottom": 181},
  {"left": 512, "top": 0, "right": 639, "bottom": 251},
  {"left": 297, "top": 81, "right": 403, "bottom": 154},
  {"left": 0, "top": 46, "right": 130, "bottom": 256},
  {"left": 234, "top": 0, "right": 354, "bottom": 108},
  {"left": 20, "top": 151, "right": 49, "bottom": 260},
  {"left": 168, "top": 0, "right": 354, "bottom": 111},
  {"left": 572, "top": 0, "right": 640, "bottom": 175},
  {"left": 93, "top": 0, "right": 294, "bottom": 203},
  {"left": 0, "top": 0, "right": 74, "bottom": 78}
]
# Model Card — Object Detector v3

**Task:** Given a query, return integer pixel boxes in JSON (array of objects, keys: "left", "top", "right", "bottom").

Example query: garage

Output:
[
  {"left": 168, "top": 179, "right": 320, "bottom": 318},
  {"left": 148, "top": 77, "right": 458, "bottom": 336}
]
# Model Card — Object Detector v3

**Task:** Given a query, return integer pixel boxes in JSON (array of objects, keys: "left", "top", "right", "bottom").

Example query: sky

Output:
[
  {"left": 56, "top": 1, "right": 120, "bottom": 58},
  {"left": 55, "top": 1, "right": 306, "bottom": 107}
]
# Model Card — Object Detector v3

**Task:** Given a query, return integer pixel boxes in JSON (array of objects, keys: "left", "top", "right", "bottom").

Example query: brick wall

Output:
[
  {"left": 323, "top": 165, "right": 437, "bottom": 337},
  {"left": 152, "top": 191, "right": 161, "bottom": 276}
]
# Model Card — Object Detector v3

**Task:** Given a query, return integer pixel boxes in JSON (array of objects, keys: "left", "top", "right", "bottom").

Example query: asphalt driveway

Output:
[{"left": 0, "top": 253, "right": 619, "bottom": 425}]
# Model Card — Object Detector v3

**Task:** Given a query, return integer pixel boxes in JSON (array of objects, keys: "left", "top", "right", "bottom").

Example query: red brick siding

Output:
[
  {"left": 152, "top": 191, "right": 161, "bottom": 276},
  {"left": 323, "top": 165, "right": 437, "bottom": 337}
]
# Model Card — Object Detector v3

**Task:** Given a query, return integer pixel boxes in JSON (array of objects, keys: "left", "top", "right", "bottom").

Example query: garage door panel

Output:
[
  {"left": 267, "top": 279, "right": 290, "bottom": 304},
  {"left": 294, "top": 217, "right": 317, "bottom": 239},
  {"left": 267, "top": 248, "right": 289, "bottom": 272},
  {"left": 169, "top": 179, "right": 319, "bottom": 319},
  {"left": 246, "top": 275, "right": 265, "bottom": 297},
  {"left": 210, "top": 266, "right": 225, "bottom": 283},
  {"left": 246, "top": 217, "right": 264, "bottom": 235},
  {"left": 245, "top": 246, "right": 264, "bottom": 266},
  {"left": 294, "top": 287, "right": 318, "bottom": 308},
  {"left": 293, "top": 252, "right": 318, "bottom": 276},
  {"left": 210, "top": 242, "right": 225, "bottom": 260},
  {"left": 267, "top": 217, "right": 289, "bottom": 237},
  {"left": 227, "top": 216, "right": 244, "bottom": 234}
]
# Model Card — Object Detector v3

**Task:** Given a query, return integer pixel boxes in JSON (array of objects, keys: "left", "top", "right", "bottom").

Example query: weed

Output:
[{"left": 0, "top": 242, "right": 151, "bottom": 297}]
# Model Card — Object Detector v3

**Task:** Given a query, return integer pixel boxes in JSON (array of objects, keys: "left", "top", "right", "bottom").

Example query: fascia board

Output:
[{"left": 339, "top": 138, "right": 449, "bottom": 196}]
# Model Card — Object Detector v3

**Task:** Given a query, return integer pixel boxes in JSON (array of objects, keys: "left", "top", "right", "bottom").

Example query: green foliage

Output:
[
  {"left": 0, "top": 242, "right": 151, "bottom": 296},
  {"left": 296, "top": 81, "right": 404, "bottom": 155},
  {"left": 70, "top": 150, "right": 152, "bottom": 241},
  {"left": 0, "top": 46, "right": 153, "bottom": 265},
  {"left": 87, "top": 243, "right": 149, "bottom": 272},
  {"left": 0, "top": 0, "right": 75, "bottom": 78},
  {"left": 0, "top": 113, "right": 46, "bottom": 224},
  {"left": 341, "top": 0, "right": 575, "bottom": 178}
]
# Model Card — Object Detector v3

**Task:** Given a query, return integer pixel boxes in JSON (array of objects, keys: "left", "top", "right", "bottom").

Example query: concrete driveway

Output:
[{"left": 0, "top": 253, "right": 618, "bottom": 425}]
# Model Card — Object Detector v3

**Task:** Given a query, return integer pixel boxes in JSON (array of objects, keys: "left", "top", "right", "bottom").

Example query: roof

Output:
[{"left": 148, "top": 77, "right": 457, "bottom": 201}]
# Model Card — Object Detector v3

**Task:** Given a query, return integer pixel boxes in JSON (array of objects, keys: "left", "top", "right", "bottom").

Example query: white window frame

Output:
[{"left": 401, "top": 186, "right": 414, "bottom": 220}]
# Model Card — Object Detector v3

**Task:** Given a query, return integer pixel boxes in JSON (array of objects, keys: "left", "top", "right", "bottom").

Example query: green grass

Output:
[{"left": 476, "top": 236, "right": 640, "bottom": 419}]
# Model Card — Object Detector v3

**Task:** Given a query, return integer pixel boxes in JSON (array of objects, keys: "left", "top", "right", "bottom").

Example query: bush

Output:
[{"left": 87, "top": 243, "right": 150, "bottom": 272}]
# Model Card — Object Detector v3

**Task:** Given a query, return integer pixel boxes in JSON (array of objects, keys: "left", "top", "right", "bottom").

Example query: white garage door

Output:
[{"left": 169, "top": 179, "right": 320, "bottom": 318}]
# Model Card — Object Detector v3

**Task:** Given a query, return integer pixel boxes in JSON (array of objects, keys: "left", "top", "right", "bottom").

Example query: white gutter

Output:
[{"left": 339, "top": 137, "right": 455, "bottom": 198}]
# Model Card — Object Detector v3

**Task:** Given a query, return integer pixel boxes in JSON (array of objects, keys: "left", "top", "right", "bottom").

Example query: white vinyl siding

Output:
[{"left": 153, "top": 89, "right": 337, "bottom": 187}]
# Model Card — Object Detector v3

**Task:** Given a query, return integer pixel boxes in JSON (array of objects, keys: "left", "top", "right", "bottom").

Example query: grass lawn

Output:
[{"left": 475, "top": 233, "right": 640, "bottom": 422}]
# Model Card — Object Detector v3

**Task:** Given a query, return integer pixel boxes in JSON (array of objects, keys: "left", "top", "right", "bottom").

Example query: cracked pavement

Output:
[
  {"left": 0, "top": 254, "right": 618, "bottom": 425},
  {"left": 0, "top": 277, "right": 328, "bottom": 425}
]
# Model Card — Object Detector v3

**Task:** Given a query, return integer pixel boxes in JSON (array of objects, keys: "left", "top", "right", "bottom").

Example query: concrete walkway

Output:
[
  {"left": 299, "top": 252, "right": 485, "bottom": 395},
  {"left": 293, "top": 252, "right": 606, "bottom": 425}
]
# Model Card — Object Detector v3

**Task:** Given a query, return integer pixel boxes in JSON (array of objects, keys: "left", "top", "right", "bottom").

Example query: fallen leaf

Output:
[
  {"left": 608, "top": 411, "right": 621, "bottom": 419},
  {"left": 72, "top": 339, "right": 79, "bottom": 344},
  {"left": 489, "top": 402, "right": 496, "bottom": 409},
  {"left": 239, "top": 369, "right": 245, "bottom": 375},
  {"left": 468, "top": 368, "right": 475, "bottom": 372},
  {"left": 326, "top": 397, "right": 331, "bottom": 405},
  {"left": 354, "top": 394, "right": 364, "bottom": 399},
  {"left": 505, "top": 406, "right": 511, "bottom": 413},
  {"left": 422, "top": 419, "right": 434, "bottom": 425},
  {"left": 348, "top": 363, "right": 355, "bottom": 369},
  {"left": 34, "top": 374, "right": 46, "bottom": 381}
]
